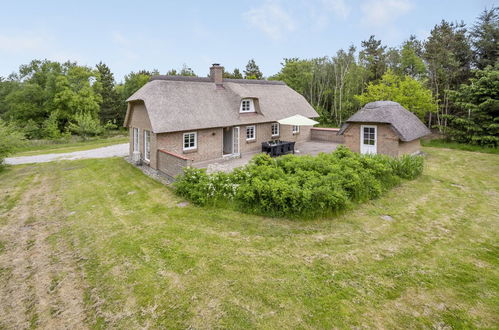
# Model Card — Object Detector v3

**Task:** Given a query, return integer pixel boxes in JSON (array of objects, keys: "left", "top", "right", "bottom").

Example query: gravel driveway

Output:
[{"left": 5, "top": 143, "right": 129, "bottom": 165}]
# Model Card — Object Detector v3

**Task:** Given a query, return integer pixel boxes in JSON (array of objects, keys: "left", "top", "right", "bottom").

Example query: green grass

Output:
[
  {"left": 12, "top": 134, "right": 128, "bottom": 156},
  {"left": 0, "top": 147, "right": 498, "bottom": 328},
  {"left": 422, "top": 138, "right": 499, "bottom": 154}
]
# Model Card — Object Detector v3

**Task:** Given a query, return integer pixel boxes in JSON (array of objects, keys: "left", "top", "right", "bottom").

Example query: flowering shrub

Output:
[{"left": 174, "top": 146, "right": 424, "bottom": 217}]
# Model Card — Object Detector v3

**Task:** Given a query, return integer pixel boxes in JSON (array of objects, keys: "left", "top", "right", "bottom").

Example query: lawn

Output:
[
  {"left": 421, "top": 138, "right": 499, "bottom": 155},
  {"left": 12, "top": 134, "right": 128, "bottom": 157},
  {"left": 0, "top": 147, "right": 497, "bottom": 328}
]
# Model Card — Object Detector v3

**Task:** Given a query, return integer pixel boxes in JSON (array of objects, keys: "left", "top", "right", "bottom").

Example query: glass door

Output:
[
  {"left": 360, "top": 125, "right": 377, "bottom": 154},
  {"left": 232, "top": 127, "right": 240, "bottom": 155}
]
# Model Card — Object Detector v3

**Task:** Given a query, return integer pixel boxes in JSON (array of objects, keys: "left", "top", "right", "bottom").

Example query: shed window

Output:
[
  {"left": 246, "top": 125, "right": 256, "bottom": 140},
  {"left": 183, "top": 132, "right": 197, "bottom": 150},
  {"left": 240, "top": 99, "right": 255, "bottom": 113},
  {"left": 363, "top": 127, "right": 376, "bottom": 145},
  {"left": 292, "top": 125, "right": 300, "bottom": 134},
  {"left": 144, "top": 130, "right": 151, "bottom": 161},
  {"left": 271, "top": 123, "right": 279, "bottom": 137}
]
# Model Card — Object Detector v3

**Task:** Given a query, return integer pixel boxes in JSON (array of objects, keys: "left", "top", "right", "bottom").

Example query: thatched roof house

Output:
[
  {"left": 125, "top": 75, "right": 317, "bottom": 134},
  {"left": 123, "top": 64, "right": 319, "bottom": 178},
  {"left": 339, "top": 101, "right": 430, "bottom": 156}
]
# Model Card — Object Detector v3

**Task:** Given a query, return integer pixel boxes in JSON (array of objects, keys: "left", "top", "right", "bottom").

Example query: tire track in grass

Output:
[{"left": 0, "top": 168, "right": 88, "bottom": 329}]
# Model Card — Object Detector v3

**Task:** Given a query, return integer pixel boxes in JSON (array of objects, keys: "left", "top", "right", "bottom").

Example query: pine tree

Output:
[
  {"left": 400, "top": 35, "right": 426, "bottom": 79},
  {"left": 244, "top": 59, "right": 263, "bottom": 79},
  {"left": 96, "top": 62, "right": 123, "bottom": 125},
  {"left": 223, "top": 68, "right": 243, "bottom": 79},
  {"left": 359, "top": 35, "right": 387, "bottom": 82},
  {"left": 423, "top": 20, "right": 473, "bottom": 128},
  {"left": 471, "top": 7, "right": 499, "bottom": 69},
  {"left": 233, "top": 68, "right": 243, "bottom": 79},
  {"left": 444, "top": 64, "right": 499, "bottom": 147}
]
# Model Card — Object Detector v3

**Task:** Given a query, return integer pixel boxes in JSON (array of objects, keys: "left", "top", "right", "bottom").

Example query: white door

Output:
[
  {"left": 360, "top": 125, "right": 377, "bottom": 154},
  {"left": 232, "top": 127, "right": 240, "bottom": 155}
]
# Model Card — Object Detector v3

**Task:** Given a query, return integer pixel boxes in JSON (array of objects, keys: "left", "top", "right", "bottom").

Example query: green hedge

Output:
[{"left": 174, "top": 146, "right": 424, "bottom": 218}]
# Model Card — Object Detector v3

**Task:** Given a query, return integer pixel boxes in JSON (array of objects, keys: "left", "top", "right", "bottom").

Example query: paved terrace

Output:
[{"left": 193, "top": 140, "right": 340, "bottom": 173}]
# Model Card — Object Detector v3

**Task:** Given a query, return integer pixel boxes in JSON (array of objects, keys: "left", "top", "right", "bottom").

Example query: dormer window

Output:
[{"left": 240, "top": 99, "right": 255, "bottom": 113}]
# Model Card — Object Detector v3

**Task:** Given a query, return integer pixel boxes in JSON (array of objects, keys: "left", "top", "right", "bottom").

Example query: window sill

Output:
[
  {"left": 183, "top": 148, "right": 198, "bottom": 154},
  {"left": 293, "top": 132, "right": 300, "bottom": 135},
  {"left": 271, "top": 135, "right": 280, "bottom": 138},
  {"left": 246, "top": 139, "right": 256, "bottom": 143}
]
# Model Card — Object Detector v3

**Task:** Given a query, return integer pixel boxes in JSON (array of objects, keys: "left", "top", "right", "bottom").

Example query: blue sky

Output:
[{"left": 0, "top": 0, "right": 495, "bottom": 81}]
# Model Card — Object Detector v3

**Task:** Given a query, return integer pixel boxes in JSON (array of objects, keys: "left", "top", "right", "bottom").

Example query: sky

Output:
[{"left": 0, "top": 0, "right": 496, "bottom": 81}]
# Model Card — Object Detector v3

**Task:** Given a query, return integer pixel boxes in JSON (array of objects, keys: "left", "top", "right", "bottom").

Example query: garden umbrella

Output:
[{"left": 277, "top": 114, "right": 319, "bottom": 126}]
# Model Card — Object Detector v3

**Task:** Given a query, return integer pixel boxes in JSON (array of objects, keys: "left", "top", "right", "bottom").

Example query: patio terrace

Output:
[{"left": 193, "top": 140, "right": 341, "bottom": 173}]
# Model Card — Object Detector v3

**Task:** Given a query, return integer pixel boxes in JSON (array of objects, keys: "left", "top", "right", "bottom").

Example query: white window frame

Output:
[
  {"left": 292, "top": 125, "right": 300, "bottom": 134},
  {"left": 144, "top": 130, "right": 151, "bottom": 162},
  {"left": 183, "top": 132, "right": 197, "bottom": 151},
  {"left": 240, "top": 99, "right": 255, "bottom": 113},
  {"left": 246, "top": 125, "right": 256, "bottom": 141},
  {"left": 271, "top": 123, "right": 279, "bottom": 137},
  {"left": 133, "top": 127, "right": 139, "bottom": 152}
]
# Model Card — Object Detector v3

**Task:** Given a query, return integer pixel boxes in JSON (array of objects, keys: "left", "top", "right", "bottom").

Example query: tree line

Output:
[
  {"left": 271, "top": 7, "right": 497, "bottom": 146},
  {"left": 0, "top": 57, "right": 266, "bottom": 140},
  {"left": 0, "top": 7, "right": 497, "bottom": 147}
]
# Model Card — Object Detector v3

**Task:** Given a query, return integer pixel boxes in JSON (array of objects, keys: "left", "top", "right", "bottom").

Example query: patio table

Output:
[{"left": 261, "top": 140, "right": 295, "bottom": 157}]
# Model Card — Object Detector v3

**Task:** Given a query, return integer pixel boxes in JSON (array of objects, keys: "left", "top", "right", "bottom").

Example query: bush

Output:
[
  {"left": 389, "top": 154, "right": 424, "bottom": 179},
  {"left": 173, "top": 167, "right": 238, "bottom": 205},
  {"left": 174, "top": 146, "right": 425, "bottom": 218},
  {"left": 42, "top": 112, "right": 65, "bottom": 139},
  {"left": 0, "top": 119, "right": 26, "bottom": 169},
  {"left": 68, "top": 112, "right": 104, "bottom": 139}
]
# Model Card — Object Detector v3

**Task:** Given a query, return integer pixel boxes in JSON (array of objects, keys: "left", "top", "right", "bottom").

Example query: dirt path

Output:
[
  {"left": 4, "top": 143, "right": 129, "bottom": 165},
  {"left": 0, "top": 173, "right": 87, "bottom": 329}
]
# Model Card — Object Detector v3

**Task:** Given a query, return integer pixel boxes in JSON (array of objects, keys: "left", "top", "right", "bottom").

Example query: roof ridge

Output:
[{"left": 149, "top": 75, "right": 285, "bottom": 85}]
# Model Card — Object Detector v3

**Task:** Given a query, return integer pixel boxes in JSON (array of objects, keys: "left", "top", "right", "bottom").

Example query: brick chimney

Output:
[{"left": 210, "top": 63, "right": 224, "bottom": 86}]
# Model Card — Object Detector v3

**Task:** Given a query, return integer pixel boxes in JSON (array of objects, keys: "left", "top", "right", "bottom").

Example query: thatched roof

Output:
[
  {"left": 124, "top": 76, "right": 318, "bottom": 133},
  {"left": 338, "top": 101, "right": 430, "bottom": 141}
]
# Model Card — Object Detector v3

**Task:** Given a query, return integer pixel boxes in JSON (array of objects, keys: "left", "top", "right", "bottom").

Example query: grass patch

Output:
[
  {"left": 422, "top": 138, "right": 499, "bottom": 154},
  {"left": 0, "top": 168, "right": 35, "bottom": 225},
  {"left": 1, "top": 149, "right": 498, "bottom": 328},
  {"left": 12, "top": 134, "right": 128, "bottom": 156}
]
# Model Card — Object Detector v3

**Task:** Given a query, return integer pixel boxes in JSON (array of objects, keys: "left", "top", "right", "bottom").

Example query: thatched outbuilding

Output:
[{"left": 338, "top": 101, "right": 430, "bottom": 156}]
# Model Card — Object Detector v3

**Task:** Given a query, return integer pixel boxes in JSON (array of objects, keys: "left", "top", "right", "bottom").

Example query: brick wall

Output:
[
  {"left": 343, "top": 124, "right": 360, "bottom": 153},
  {"left": 310, "top": 127, "right": 344, "bottom": 143},
  {"left": 156, "top": 128, "right": 223, "bottom": 163},
  {"left": 398, "top": 139, "right": 421, "bottom": 156},
  {"left": 155, "top": 122, "right": 313, "bottom": 164},
  {"left": 377, "top": 124, "right": 400, "bottom": 157},
  {"left": 157, "top": 150, "right": 193, "bottom": 178}
]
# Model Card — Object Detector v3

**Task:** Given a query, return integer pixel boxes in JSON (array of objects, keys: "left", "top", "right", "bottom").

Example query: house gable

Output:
[{"left": 125, "top": 101, "right": 152, "bottom": 131}]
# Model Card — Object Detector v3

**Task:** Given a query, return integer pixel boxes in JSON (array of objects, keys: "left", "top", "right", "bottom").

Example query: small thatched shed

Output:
[{"left": 338, "top": 101, "right": 430, "bottom": 156}]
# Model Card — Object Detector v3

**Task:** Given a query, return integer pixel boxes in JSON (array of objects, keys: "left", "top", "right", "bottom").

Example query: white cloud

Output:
[
  {"left": 0, "top": 33, "right": 51, "bottom": 54},
  {"left": 308, "top": 0, "right": 351, "bottom": 30},
  {"left": 243, "top": 0, "right": 296, "bottom": 40},
  {"left": 361, "top": 0, "right": 414, "bottom": 26},
  {"left": 320, "top": 0, "right": 350, "bottom": 19}
]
